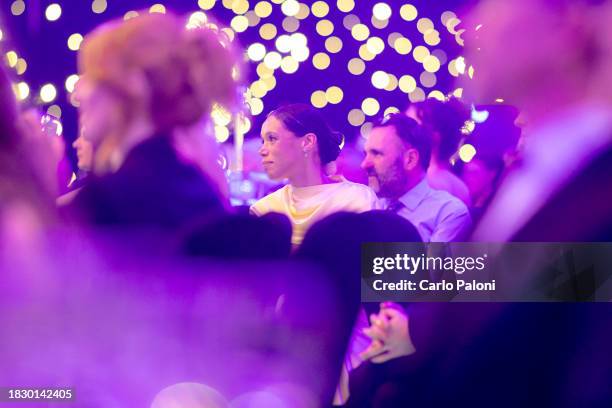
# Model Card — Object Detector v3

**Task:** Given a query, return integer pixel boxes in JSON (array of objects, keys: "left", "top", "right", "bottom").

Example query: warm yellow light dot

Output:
[
  {"left": 409, "top": 87, "right": 426, "bottom": 103},
  {"left": 221, "top": 27, "right": 236, "bottom": 42},
  {"left": 290, "top": 32, "right": 308, "bottom": 48},
  {"left": 316, "top": 19, "right": 334, "bottom": 36},
  {"left": 215, "top": 126, "right": 230, "bottom": 143},
  {"left": 417, "top": 18, "right": 434, "bottom": 34},
  {"left": 423, "top": 55, "right": 441, "bottom": 73},
  {"left": 255, "top": 1, "right": 272, "bottom": 17},
  {"left": 428, "top": 90, "right": 445, "bottom": 101},
  {"left": 325, "top": 86, "right": 343, "bottom": 104},
  {"left": 6, "top": 51, "right": 18, "bottom": 68},
  {"left": 371, "top": 71, "right": 389, "bottom": 89},
  {"left": 453, "top": 88, "right": 464, "bottom": 98},
  {"left": 459, "top": 143, "right": 477, "bottom": 163},
  {"left": 313, "top": 52, "right": 331, "bottom": 70},
  {"left": 441, "top": 10, "right": 457, "bottom": 26},
  {"left": 358, "top": 44, "right": 375, "bottom": 61},
  {"left": 372, "top": 3, "right": 391, "bottom": 20},
  {"left": 282, "top": 17, "right": 300, "bottom": 32},
  {"left": 275, "top": 35, "right": 291, "bottom": 53},
  {"left": 65, "top": 74, "right": 79, "bottom": 93},
  {"left": 312, "top": 1, "right": 330, "bottom": 17},
  {"left": 259, "top": 23, "right": 277, "bottom": 40},
  {"left": 187, "top": 11, "right": 208, "bottom": 28},
  {"left": 394, "top": 37, "right": 412, "bottom": 55},
  {"left": 281, "top": 0, "right": 300, "bottom": 16},
  {"left": 199, "top": 0, "right": 216, "bottom": 10},
  {"left": 15, "top": 58, "right": 27, "bottom": 75},
  {"left": 399, "top": 75, "right": 417, "bottom": 93},
  {"left": 222, "top": 0, "right": 234, "bottom": 8},
  {"left": 468, "top": 65, "right": 475, "bottom": 79},
  {"left": 261, "top": 75, "right": 277, "bottom": 91},
  {"left": 248, "top": 43, "right": 266, "bottom": 61},
  {"left": 11, "top": 0, "right": 26, "bottom": 16},
  {"left": 343, "top": 14, "right": 360, "bottom": 30},
  {"left": 257, "top": 62, "right": 274, "bottom": 78},
  {"left": 348, "top": 109, "right": 365, "bottom": 126},
  {"left": 495, "top": 98, "right": 505, "bottom": 103},
  {"left": 264, "top": 51, "right": 282, "bottom": 69},
  {"left": 413, "top": 45, "right": 430, "bottom": 63},
  {"left": 366, "top": 37, "right": 385, "bottom": 55},
  {"left": 67, "top": 33, "right": 84, "bottom": 51},
  {"left": 0, "top": 30, "right": 4, "bottom": 41},
  {"left": 149, "top": 3, "right": 166, "bottom": 14},
  {"left": 455, "top": 56, "right": 466, "bottom": 75},
  {"left": 249, "top": 98, "right": 264, "bottom": 115},
  {"left": 92, "top": 0, "right": 108, "bottom": 14},
  {"left": 384, "top": 106, "right": 399, "bottom": 116},
  {"left": 291, "top": 46, "right": 309, "bottom": 62},
  {"left": 360, "top": 122, "right": 373, "bottom": 138},
  {"left": 348, "top": 58, "right": 366, "bottom": 75},
  {"left": 40, "top": 83, "right": 57, "bottom": 103},
  {"left": 351, "top": 24, "right": 370, "bottom": 41},
  {"left": 371, "top": 16, "right": 389, "bottom": 30},
  {"left": 280, "top": 56, "right": 299, "bottom": 74},
  {"left": 124, "top": 10, "right": 139, "bottom": 20},
  {"left": 337, "top": 0, "right": 355, "bottom": 13},
  {"left": 212, "top": 104, "right": 233, "bottom": 126},
  {"left": 324, "top": 36, "right": 343, "bottom": 53},
  {"left": 385, "top": 74, "right": 398, "bottom": 91},
  {"left": 15, "top": 82, "right": 29, "bottom": 101},
  {"left": 387, "top": 32, "right": 401, "bottom": 46},
  {"left": 231, "top": 15, "right": 249, "bottom": 32},
  {"left": 296, "top": 3, "right": 310, "bottom": 19},
  {"left": 361, "top": 98, "right": 380, "bottom": 116},
  {"left": 46, "top": 105, "right": 62, "bottom": 119},
  {"left": 400, "top": 4, "right": 417, "bottom": 21},
  {"left": 446, "top": 17, "right": 461, "bottom": 34},
  {"left": 232, "top": 0, "right": 250, "bottom": 15},
  {"left": 45, "top": 4, "right": 62, "bottom": 21},
  {"left": 311, "top": 90, "right": 327, "bottom": 108},
  {"left": 424, "top": 30, "right": 441, "bottom": 46},
  {"left": 236, "top": 116, "right": 252, "bottom": 134},
  {"left": 420, "top": 71, "right": 437, "bottom": 88}
]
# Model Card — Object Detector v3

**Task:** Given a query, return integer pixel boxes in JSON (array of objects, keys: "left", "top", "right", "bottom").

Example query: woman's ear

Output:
[{"left": 302, "top": 132, "right": 317, "bottom": 153}]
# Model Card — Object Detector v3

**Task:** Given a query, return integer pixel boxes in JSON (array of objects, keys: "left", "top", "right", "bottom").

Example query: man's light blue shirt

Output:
[{"left": 384, "top": 179, "right": 472, "bottom": 242}]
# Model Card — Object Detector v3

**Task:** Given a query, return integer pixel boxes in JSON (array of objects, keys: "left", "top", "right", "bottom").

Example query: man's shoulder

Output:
[{"left": 425, "top": 186, "right": 470, "bottom": 215}]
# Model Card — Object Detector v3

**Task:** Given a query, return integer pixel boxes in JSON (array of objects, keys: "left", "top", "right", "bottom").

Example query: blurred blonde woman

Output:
[{"left": 71, "top": 12, "right": 241, "bottom": 230}]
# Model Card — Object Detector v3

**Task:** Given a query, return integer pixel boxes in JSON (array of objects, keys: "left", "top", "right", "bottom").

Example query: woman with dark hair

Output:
[
  {"left": 251, "top": 104, "right": 379, "bottom": 247},
  {"left": 407, "top": 98, "right": 472, "bottom": 206}
]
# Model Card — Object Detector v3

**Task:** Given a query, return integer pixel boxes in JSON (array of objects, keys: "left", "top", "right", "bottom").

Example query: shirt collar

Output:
[{"left": 397, "top": 178, "right": 430, "bottom": 211}]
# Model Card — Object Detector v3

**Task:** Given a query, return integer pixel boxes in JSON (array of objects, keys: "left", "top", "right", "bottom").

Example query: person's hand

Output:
[{"left": 359, "top": 302, "right": 415, "bottom": 363}]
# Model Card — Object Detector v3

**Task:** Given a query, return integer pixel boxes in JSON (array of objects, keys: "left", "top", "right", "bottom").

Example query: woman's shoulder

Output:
[
  {"left": 250, "top": 185, "right": 289, "bottom": 216},
  {"left": 335, "top": 179, "right": 380, "bottom": 209}
]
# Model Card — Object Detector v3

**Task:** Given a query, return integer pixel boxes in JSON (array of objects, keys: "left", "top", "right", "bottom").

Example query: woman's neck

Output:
[{"left": 288, "top": 162, "right": 329, "bottom": 188}]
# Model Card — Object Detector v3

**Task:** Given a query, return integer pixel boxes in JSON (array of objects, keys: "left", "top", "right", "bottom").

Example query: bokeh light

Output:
[{"left": 45, "top": 4, "right": 62, "bottom": 22}]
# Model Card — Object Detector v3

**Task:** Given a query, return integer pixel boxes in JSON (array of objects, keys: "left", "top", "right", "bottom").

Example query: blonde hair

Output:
[{"left": 78, "top": 12, "right": 242, "bottom": 172}]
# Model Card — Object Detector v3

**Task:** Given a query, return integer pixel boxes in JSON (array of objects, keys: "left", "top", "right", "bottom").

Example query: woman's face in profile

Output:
[{"left": 258, "top": 115, "right": 304, "bottom": 180}]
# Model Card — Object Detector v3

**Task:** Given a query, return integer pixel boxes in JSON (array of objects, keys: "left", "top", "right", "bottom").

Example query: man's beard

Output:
[{"left": 369, "top": 159, "right": 407, "bottom": 199}]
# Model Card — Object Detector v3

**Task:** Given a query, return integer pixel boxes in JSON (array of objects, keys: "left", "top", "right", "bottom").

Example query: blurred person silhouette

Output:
[
  {"left": 182, "top": 212, "right": 292, "bottom": 260},
  {"left": 296, "top": 210, "right": 422, "bottom": 405},
  {"left": 467, "top": 0, "right": 612, "bottom": 242},
  {"left": 361, "top": 113, "right": 471, "bottom": 242},
  {"left": 406, "top": 98, "right": 472, "bottom": 206},
  {"left": 460, "top": 155, "right": 505, "bottom": 224},
  {"left": 69, "top": 12, "right": 240, "bottom": 232},
  {"left": 251, "top": 104, "right": 379, "bottom": 247},
  {"left": 0, "top": 66, "right": 61, "bottom": 230}
]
